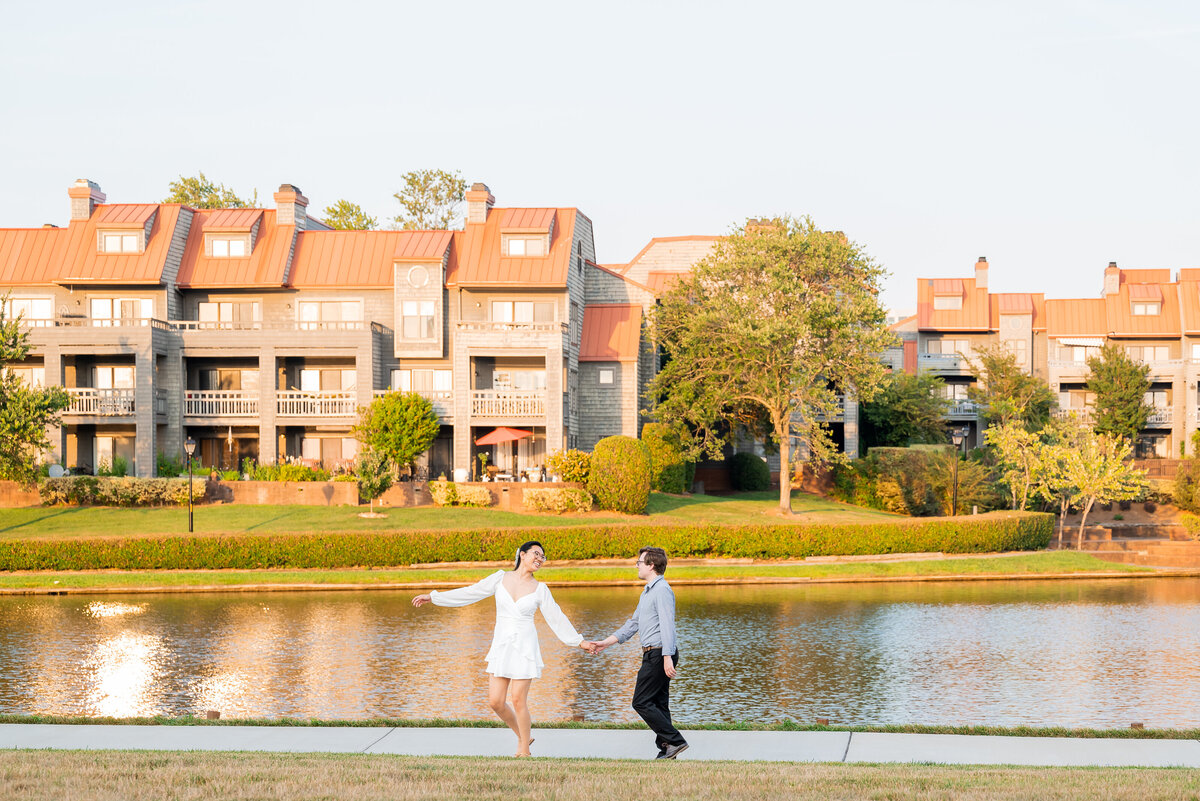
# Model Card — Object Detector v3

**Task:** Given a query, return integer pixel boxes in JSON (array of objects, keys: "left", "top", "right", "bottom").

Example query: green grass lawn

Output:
[
  {"left": 0, "top": 490, "right": 898, "bottom": 540},
  {"left": 0, "top": 552, "right": 1146, "bottom": 592}
]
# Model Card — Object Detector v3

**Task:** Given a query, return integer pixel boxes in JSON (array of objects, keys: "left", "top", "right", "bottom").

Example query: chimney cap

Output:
[
  {"left": 978, "top": 256, "right": 987, "bottom": 263},
  {"left": 1108, "top": 261, "right": 1118, "bottom": 269},
  {"left": 470, "top": 182, "right": 490, "bottom": 192}
]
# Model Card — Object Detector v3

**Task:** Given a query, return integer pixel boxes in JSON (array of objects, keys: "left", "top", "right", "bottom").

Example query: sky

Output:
[{"left": 2, "top": 0, "right": 1198, "bottom": 314}]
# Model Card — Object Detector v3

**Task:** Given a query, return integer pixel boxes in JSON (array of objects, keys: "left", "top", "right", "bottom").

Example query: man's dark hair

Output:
[{"left": 638, "top": 546, "right": 667, "bottom": 575}]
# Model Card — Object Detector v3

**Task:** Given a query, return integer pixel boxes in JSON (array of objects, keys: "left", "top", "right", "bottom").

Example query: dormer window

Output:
[
  {"left": 210, "top": 236, "right": 247, "bottom": 258},
  {"left": 100, "top": 232, "right": 141, "bottom": 254},
  {"left": 1132, "top": 302, "right": 1160, "bottom": 316},
  {"left": 932, "top": 295, "right": 962, "bottom": 310},
  {"left": 505, "top": 237, "right": 545, "bottom": 257}
]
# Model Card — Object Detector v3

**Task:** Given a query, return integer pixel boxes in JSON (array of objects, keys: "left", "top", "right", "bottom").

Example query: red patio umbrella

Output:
[{"left": 474, "top": 427, "right": 533, "bottom": 446}]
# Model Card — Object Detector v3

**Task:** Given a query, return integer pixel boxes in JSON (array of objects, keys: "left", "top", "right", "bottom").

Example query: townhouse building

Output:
[{"left": 0, "top": 179, "right": 651, "bottom": 478}]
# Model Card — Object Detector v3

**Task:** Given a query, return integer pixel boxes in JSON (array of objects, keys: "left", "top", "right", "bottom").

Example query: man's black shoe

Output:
[
  {"left": 660, "top": 742, "right": 689, "bottom": 759},
  {"left": 654, "top": 745, "right": 669, "bottom": 759}
]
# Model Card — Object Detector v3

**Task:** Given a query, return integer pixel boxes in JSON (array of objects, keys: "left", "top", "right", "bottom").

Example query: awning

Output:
[
  {"left": 1057, "top": 337, "right": 1104, "bottom": 347},
  {"left": 475, "top": 427, "right": 532, "bottom": 446}
]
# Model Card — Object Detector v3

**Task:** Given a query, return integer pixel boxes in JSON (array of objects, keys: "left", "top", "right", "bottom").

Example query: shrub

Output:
[
  {"left": 157, "top": 452, "right": 184, "bottom": 478},
  {"left": 454, "top": 485, "right": 493, "bottom": 507},
  {"left": 1183, "top": 512, "right": 1200, "bottom": 541},
  {"left": 587, "top": 436, "right": 651, "bottom": 514},
  {"left": 523, "top": 488, "right": 594, "bottom": 514},
  {"left": 547, "top": 449, "right": 591, "bottom": 484},
  {"left": 0, "top": 512, "right": 1053, "bottom": 571},
  {"left": 429, "top": 479, "right": 457, "bottom": 506},
  {"left": 641, "top": 423, "right": 687, "bottom": 493},
  {"left": 829, "top": 447, "right": 998, "bottom": 517},
  {"left": 729, "top": 452, "right": 770, "bottom": 491},
  {"left": 1174, "top": 460, "right": 1200, "bottom": 513},
  {"left": 355, "top": 450, "right": 393, "bottom": 513},
  {"left": 428, "top": 480, "right": 492, "bottom": 508},
  {"left": 249, "top": 463, "right": 331, "bottom": 482},
  {"left": 38, "top": 476, "right": 197, "bottom": 507}
]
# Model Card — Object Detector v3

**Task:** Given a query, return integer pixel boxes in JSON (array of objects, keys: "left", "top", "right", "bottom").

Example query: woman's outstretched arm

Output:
[
  {"left": 537, "top": 584, "right": 584, "bottom": 647},
  {"left": 412, "top": 570, "right": 504, "bottom": 608}
]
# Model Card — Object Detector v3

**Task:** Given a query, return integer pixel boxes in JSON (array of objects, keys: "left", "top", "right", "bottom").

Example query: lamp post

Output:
[
  {"left": 950, "top": 428, "right": 965, "bottom": 516},
  {"left": 184, "top": 437, "right": 196, "bottom": 533}
]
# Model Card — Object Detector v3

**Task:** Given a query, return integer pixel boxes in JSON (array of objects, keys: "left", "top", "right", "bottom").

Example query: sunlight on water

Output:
[{"left": 0, "top": 579, "right": 1197, "bottom": 727}]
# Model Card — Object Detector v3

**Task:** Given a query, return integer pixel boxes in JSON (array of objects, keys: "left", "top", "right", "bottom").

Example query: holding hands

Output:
[
  {"left": 579, "top": 637, "right": 613, "bottom": 655},
  {"left": 411, "top": 594, "right": 432, "bottom": 608}
]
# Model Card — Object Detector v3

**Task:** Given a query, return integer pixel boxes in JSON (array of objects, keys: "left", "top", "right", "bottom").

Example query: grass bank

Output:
[{"left": 0, "top": 752, "right": 1195, "bottom": 801}]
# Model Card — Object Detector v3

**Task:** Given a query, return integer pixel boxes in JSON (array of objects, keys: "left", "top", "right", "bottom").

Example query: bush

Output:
[
  {"left": 157, "top": 452, "right": 184, "bottom": 478},
  {"left": 0, "top": 512, "right": 1053, "bottom": 571},
  {"left": 523, "top": 488, "right": 594, "bottom": 514},
  {"left": 249, "top": 463, "right": 331, "bottom": 482},
  {"left": 641, "top": 423, "right": 688, "bottom": 493},
  {"left": 587, "top": 436, "right": 651, "bottom": 514},
  {"left": 455, "top": 485, "right": 493, "bottom": 507},
  {"left": 547, "top": 449, "right": 591, "bottom": 484},
  {"left": 428, "top": 480, "right": 492, "bottom": 508},
  {"left": 1183, "top": 512, "right": 1200, "bottom": 541},
  {"left": 729, "top": 453, "right": 770, "bottom": 491},
  {"left": 96, "top": 456, "right": 129, "bottom": 478},
  {"left": 429, "top": 479, "right": 457, "bottom": 506},
  {"left": 829, "top": 447, "right": 999, "bottom": 517},
  {"left": 38, "top": 476, "right": 197, "bottom": 507}
]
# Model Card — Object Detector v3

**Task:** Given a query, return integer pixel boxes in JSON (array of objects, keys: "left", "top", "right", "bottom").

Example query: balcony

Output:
[
  {"left": 1053, "top": 407, "right": 1094, "bottom": 423},
  {"left": 66, "top": 388, "right": 135, "bottom": 415},
  {"left": 471, "top": 390, "right": 545, "bottom": 418},
  {"left": 918, "top": 353, "right": 971, "bottom": 372},
  {"left": 22, "top": 316, "right": 171, "bottom": 330},
  {"left": 945, "top": 400, "right": 980, "bottom": 418},
  {"left": 1146, "top": 407, "right": 1173, "bottom": 426},
  {"left": 171, "top": 320, "right": 365, "bottom": 332},
  {"left": 276, "top": 391, "right": 359, "bottom": 417},
  {"left": 185, "top": 391, "right": 259, "bottom": 417},
  {"left": 456, "top": 321, "right": 564, "bottom": 334}
]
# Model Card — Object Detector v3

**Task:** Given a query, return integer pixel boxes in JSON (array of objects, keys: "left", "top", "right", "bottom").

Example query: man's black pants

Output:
[{"left": 632, "top": 648, "right": 686, "bottom": 748}]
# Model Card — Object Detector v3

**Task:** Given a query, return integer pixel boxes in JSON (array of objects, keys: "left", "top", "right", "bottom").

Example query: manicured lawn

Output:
[
  {"left": 0, "top": 752, "right": 1194, "bottom": 801},
  {"left": 0, "top": 552, "right": 1146, "bottom": 592},
  {"left": 0, "top": 490, "right": 898, "bottom": 540}
]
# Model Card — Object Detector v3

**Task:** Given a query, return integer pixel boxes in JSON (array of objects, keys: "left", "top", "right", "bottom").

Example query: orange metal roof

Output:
[
  {"left": 0, "top": 205, "right": 183, "bottom": 286},
  {"left": 1129, "top": 283, "right": 1163, "bottom": 300},
  {"left": 1179, "top": 281, "right": 1200, "bottom": 334},
  {"left": 1178, "top": 269, "right": 1200, "bottom": 282},
  {"left": 94, "top": 204, "right": 157, "bottom": 228},
  {"left": 448, "top": 208, "right": 577, "bottom": 287},
  {"left": 205, "top": 208, "right": 264, "bottom": 231},
  {"left": 917, "top": 276, "right": 990, "bottom": 331},
  {"left": 1105, "top": 282, "right": 1181, "bottom": 337},
  {"left": 1120, "top": 268, "right": 1171, "bottom": 284},
  {"left": 1045, "top": 298, "right": 1108, "bottom": 337},
  {"left": 931, "top": 278, "right": 964, "bottom": 296},
  {"left": 288, "top": 230, "right": 451, "bottom": 288},
  {"left": 645, "top": 270, "right": 688, "bottom": 295},
  {"left": 499, "top": 208, "right": 556, "bottom": 232},
  {"left": 580, "top": 304, "right": 642, "bottom": 362},
  {"left": 177, "top": 209, "right": 293, "bottom": 288},
  {"left": 996, "top": 293, "right": 1033, "bottom": 313}
]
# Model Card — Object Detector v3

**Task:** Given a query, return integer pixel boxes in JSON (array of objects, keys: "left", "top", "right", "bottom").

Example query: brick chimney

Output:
[
  {"left": 465, "top": 183, "right": 494, "bottom": 224},
  {"left": 273, "top": 184, "right": 308, "bottom": 230},
  {"left": 974, "top": 257, "right": 988, "bottom": 290},
  {"left": 68, "top": 179, "right": 105, "bottom": 221},
  {"left": 1103, "top": 261, "right": 1121, "bottom": 296}
]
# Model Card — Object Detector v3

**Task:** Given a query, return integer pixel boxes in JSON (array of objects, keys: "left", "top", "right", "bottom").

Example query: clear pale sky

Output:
[{"left": 2, "top": 0, "right": 1197, "bottom": 314}]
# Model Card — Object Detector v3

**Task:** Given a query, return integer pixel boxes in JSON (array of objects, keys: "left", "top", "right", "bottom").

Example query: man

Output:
[{"left": 589, "top": 546, "right": 688, "bottom": 759}]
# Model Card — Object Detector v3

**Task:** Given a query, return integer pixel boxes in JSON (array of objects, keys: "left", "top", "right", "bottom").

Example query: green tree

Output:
[
  {"left": 860, "top": 372, "right": 950, "bottom": 448},
  {"left": 985, "top": 422, "right": 1042, "bottom": 510},
  {"left": 1086, "top": 344, "right": 1151, "bottom": 443},
  {"left": 355, "top": 450, "right": 393, "bottom": 515},
  {"left": 648, "top": 217, "right": 895, "bottom": 514},
  {"left": 966, "top": 344, "right": 1056, "bottom": 430},
  {"left": 393, "top": 169, "right": 466, "bottom": 230},
  {"left": 1033, "top": 415, "right": 1090, "bottom": 545},
  {"left": 164, "top": 171, "right": 257, "bottom": 208},
  {"left": 321, "top": 199, "right": 377, "bottom": 230},
  {"left": 0, "top": 297, "right": 70, "bottom": 485},
  {"left": 1066, "top": 432, "right": 1145, "bottom": 548},
  {"left": 640, "top": 422, "right": 688, "bottom": 493},
  {"left": 353, "top": 392, "right": 440, "bottom": 474}
]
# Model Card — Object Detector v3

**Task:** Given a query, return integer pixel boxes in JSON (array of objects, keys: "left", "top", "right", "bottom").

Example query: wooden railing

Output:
[
  {"left": 945, "top": 400, "right": 980, "bottom": 417},
  {"left": 185, "top": 391, "right": 259, "bottom": 417},
  {"left": 455, "top": 321, "right": 565, "bottom": 333},
  {"left": 471, "top": 390, "right": 545, "bottom": 417},
  {"left": 276, "top": 391, "right": 358, "bottom": 417},
  {"left": 374, "top": 389, "right": 453, "bottom": 418},
  {"left": 66, "top": 388, "right": 135, "bottom": 415}
]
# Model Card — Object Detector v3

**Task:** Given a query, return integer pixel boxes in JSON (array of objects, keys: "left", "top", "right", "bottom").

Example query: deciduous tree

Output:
[
  {"left": 1086, "top": 344, "right": 1151, "bottom": 444},
  {"left": 355, "top": 449, "right": 393, "bottom": 515},
  {"left": 1066, "top": 432, "right": 1145, "bottom": 548},
  {"left": 1032, "top": 415, "right": 1090, "bottom": 543},
  {"left": 0, "top": 297, "right": 70, "bottom": 485},
  {"left": 164, "top": 171, "right": 257, "bottom": 209},
  {"left": 392, "top": 169, "right": 466, "bottom": 230},
  {"left": 966, "top": 344, "right": 1055, "bottom": 430},
  {"left": 985, "top": 422, "right": 1042, "bottom": 510},
  {"left": 321, "top": 199, "right": 377, "bottom": 230},
  {"left": 353, "top": 392, "right": 440, "bottom": 474},
  {"left": 648, "top": 217, "right": 894, "bottom": 514},
  {"left": 860, "top": 371, "right": 950, "bottom": 448}
]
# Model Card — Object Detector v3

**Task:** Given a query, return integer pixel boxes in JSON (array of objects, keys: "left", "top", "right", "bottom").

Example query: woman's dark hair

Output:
[{"left": 515, "top": 540, "right": 544, "bottom": 569}]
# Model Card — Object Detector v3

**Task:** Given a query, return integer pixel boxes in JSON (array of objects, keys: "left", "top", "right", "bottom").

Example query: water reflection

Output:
[{"left": 0, "top": 579, "right": 1197, "bottom": 727}]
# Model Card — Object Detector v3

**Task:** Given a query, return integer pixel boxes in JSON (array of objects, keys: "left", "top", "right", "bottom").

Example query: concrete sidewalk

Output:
[{"left": 1, "top": 724, "right": 1198, "bottom": 767}]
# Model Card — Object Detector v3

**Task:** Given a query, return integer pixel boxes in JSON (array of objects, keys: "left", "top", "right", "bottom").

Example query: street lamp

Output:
[
  {"left": 950, "top": 427, "right": 966, "bottom": 516},
  {"left": 184, "top": 437, "right": 197, "bottom": 533}
]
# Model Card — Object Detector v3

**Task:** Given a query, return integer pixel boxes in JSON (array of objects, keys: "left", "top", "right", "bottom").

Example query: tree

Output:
[
  {"left": 321, "top": 199, "right": 377, "bottom": 230},
  {"left": 966, "top": 344, "right": 1055, "bottom": 430},
  {"left": 985, "top": 422, "right": 1042, "bottom": 510},
  {"left": 353, "top": 392, "right": 440, "bottom": 474},
  {"left": 164, "top": 171, "right": 257, "bottom": 209},
  {"left": 1086, "top": 344, "right": 1151, "bottom": 444},
  {"left": 860, "top": 372, "right": 950, "bottom": 448},
  {"left": 1066, "top": 432, "right": 1145, "bottom": 548},
  {"left": 0, "top": 297, "right": 70, "bottom": 485},
  {"left": 648, "top": 217, "right": 895, "bottom": 514},
  {"left": 355, "top": 450, "right": 393, "bottom": 515},
  {"left": 392, "top": 169, "right": 466, "bottom": 230},
  {"left": 1033, "top": 416, "right": 1089, "bottom": 545}
]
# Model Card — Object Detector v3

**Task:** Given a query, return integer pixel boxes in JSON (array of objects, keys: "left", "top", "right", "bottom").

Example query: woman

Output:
[{"left": 412, "top": 540, "right": 592, "bottom": 757}]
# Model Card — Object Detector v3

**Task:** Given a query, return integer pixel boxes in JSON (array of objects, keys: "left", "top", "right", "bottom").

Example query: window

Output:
[
  {"left": 1005, "top": 339, "right": 1028, "bottom": 366},
  {"left": 599, "top": 368, "right": 614, "bottom": 385},
  {"left": 3, "top": 297, "right": 53, "bottom": 325},
  {"left": 95, "top": 366, "right": 134, "bottom": 389},
  {"left": 5, "top": 366, "right": 45, "bottom": 387},
  {"left": 490, "top": 301, "right": 554, "bottom": 324},
  {"left": 505, "top": 237, "right": 545, "bottom": 257},
  {"left": 100, "top": 233, "right": 140, "bottom": 253},
  {"left": 932, "top": 295, "right": 963, "bottom": 311},
  {"left": 1192, "top": 343, "right": 1200, "bottom": 360},
  {"left": 198, "top": 300, "right": 260, "bottom": 326},
  {"left": 927, "top": 339, "right": 970, "bottom": 356},
  {"left": 90, "top": 297, "right": 153, "bottom": 325},
  {"left": 1132, "top": 302, "right": 1161, "bottom": 316},
  {"left": 297, "top": 300, "right": 363, "bottom": 329},
  {"left": 392, "top": 368, "right": 452, "bottom": 394},
  {"left": 1128, "top": 345, "right": 1169, "bottom": 362},
  {"left": 210, "top": 237, "right": 247, "bottom": 258},
  {"left": 940, "top": 383, "right": 970, "bottom": 401},
  {"left": 1144, "top": 389, "right": 1169, "bottom": 409},
  {"left": 492, "top": 370, "right": 545, "bottom": 391},
  {"left": 401, "top": 300, "right": 436, "bottom": 339},
  {"left": 1067, "top": 345, "right": 1100, "bottom": 362}
]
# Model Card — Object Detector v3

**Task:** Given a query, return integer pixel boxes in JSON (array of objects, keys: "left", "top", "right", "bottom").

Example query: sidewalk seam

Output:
[
  {"left": 841, "top": 732, "right": 852, "bottom": 762},
  {"left": 359, "top": 727, "right": 397, "bottom": 754}
]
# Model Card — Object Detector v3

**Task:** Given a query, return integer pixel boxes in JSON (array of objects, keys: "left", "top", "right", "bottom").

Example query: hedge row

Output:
[
  {"left": 0, "top": 513, "right": 1052, "bottom": 571},
  {"left": 38, "top": 477, "right": 199, "bottom": 507}
]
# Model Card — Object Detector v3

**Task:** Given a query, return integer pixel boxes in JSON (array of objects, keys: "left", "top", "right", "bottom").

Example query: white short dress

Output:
[{"left": 431, "top": 570, "right": 583, "bottom": 680}]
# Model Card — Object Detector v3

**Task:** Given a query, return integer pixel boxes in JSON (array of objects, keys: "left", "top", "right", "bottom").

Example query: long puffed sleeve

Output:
[
  {"left": 536, "top": 583, "right": 584, "bottom": 647},
  {"left": 430, "top": 570, "right": 504, "bottom": 607}
]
